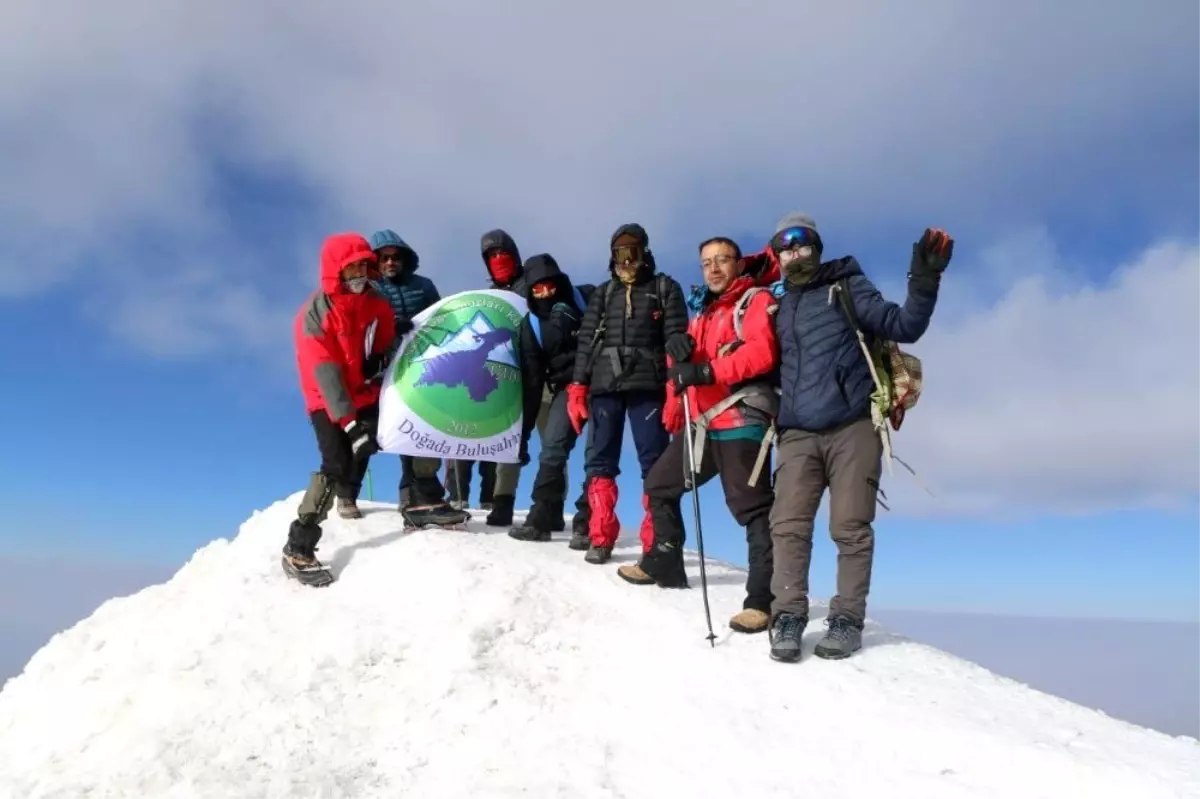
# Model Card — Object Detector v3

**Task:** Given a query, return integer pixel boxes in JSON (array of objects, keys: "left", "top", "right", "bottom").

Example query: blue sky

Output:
[{"left": 0, "top": 0, "right": 1197, "bottom": 685}]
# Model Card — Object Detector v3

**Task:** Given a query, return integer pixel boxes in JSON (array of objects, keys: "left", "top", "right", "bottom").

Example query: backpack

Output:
[
  {"left": 687, "top": 285, "right": 781, "bottom": 487},
  {"left": 828, "top": 278, "right": 923, "bottom": 432},
  {"left": 829, "top": 277, "right": 929, "bottom": 492},
  {"left": 528, "top": 292, "right": 584, "bottom": 349}
]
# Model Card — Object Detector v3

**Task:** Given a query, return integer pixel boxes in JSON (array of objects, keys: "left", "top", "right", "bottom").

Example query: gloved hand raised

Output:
[{"left": 908, "top": 228, "right": 954, "bottom": 291}]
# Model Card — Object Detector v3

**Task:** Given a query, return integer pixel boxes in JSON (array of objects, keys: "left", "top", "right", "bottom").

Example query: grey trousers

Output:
[{"left": 768, "top": 417, "right": 882, "bottom": 623}]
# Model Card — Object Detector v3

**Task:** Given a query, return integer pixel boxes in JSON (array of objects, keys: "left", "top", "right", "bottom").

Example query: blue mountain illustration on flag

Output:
[{"left": 414, "top": 312, "right": 516, "bottom": 402}]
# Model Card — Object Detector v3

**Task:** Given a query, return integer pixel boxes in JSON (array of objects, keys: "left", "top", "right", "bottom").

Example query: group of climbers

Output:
[{"left": 280, "top": 213, "right": 953, "bottom": 665}]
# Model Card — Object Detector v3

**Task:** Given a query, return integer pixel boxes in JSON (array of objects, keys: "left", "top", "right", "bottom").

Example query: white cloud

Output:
[
  {"left": 878, "top": 236, "right": 1200, "bottom": 517},
  {"left": 0, "top": 1, "right": 1195, "bottom": 356}
]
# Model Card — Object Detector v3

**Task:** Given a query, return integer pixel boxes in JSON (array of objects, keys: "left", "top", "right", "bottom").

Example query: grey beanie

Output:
[{"left": 775, "top": 212, "right": 818, "bottom": 235}]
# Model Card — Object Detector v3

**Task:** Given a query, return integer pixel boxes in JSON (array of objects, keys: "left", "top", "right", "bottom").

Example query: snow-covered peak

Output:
[
  {"left": 415, "top": 310, "right": 517, "bottom": 368},
  {"left": 0, "top": 496, "right": 1196, "bottom": 798}
]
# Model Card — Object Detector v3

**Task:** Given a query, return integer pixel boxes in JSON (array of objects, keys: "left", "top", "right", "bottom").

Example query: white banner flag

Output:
[{"left": 377, "top": 288, "right": 527, "bottom": 463}]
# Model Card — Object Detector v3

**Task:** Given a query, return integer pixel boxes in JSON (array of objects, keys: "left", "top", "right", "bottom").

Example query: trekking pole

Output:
[
  {"left": 366, "top": 468, "right": 373, "bottom": 501},
  {"left": 681, "top": 393, "right": 718, "bottom": 648}
]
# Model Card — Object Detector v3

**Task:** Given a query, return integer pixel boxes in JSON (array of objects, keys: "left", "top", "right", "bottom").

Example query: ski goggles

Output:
[
  {"left": 770, "top": 226, "right": 819, "bottom": 252},
  {"left": 531, "top": 280, "right": 558, "bottom": 299},
  {"left": 612, "top": 244, "right": 645, "bottom": 265}
]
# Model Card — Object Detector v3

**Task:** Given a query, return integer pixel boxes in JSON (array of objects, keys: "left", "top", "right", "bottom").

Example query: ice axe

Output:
[{"left": 681, "top": 392, "right": 718, "bottom": 648}]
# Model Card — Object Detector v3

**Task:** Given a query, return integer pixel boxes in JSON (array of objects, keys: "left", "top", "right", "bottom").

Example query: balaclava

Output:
[
  {"left": 486, "top": 250, "right": 518, "bottom": 285},
  {"left": 771, "top": 212, "right": 824, "bottom": 286},
  {"left": 611, "top": 232, "right": 646, "bottom": 285},
  {"left": 529, "top": 279, "right": 559, "bottom": 317}
]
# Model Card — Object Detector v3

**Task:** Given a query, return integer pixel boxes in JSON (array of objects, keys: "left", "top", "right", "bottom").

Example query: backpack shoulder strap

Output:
[
  {"left": 592, "top": 279, "right": 615, "bottom": 338},
  {"left": 833, "top": 277, "right": 862, "bottom": 336},
  {"left": 731, "top": 286, "right": 765, "bottom": 341},
  {"left": 529, "top": 313, "right": 543, "bottom": 348}
]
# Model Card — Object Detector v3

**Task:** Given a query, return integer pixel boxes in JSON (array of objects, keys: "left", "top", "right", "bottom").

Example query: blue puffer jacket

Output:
[
  {"left": 776, "top": 256, "right": 938, "bottom": 433},
  {"left": 367, "top": 230, "right": 441, "bottom": 330},
  {"left": 373, "top": 272, "right": 440, "bottom": 324}
]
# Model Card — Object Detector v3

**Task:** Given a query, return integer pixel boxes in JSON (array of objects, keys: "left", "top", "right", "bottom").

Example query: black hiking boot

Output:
[
  {"left": 768, "top": 612, "right": 808, "bottom": 663},
  {"left": 508, "top": 498, "right": 556, "bottom": 542},
  {"left": 280, "top": 541, "right": 334, "bottom": 587},
  {"left": 485, "top": 494, "right": 514, "bottom": 526},
  {"left": 584, "top": 544, "right": 612, "bottom": 564},
  {"left": 402, "top": 503, "right": 471, "bottom": 531},
  {"left": 813, "top": 615, "right": 864, "bottom": 660},
  {"left": 568, "top": 531, "right": 591, "bottom": 550}
]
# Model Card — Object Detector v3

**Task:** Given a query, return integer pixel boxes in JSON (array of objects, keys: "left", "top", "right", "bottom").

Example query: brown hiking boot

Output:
[
  {"left": 730, "top": 608, "right": 770, "bottom": 634},
  {"left": 336, "top": 498, "right": 362, "bottom": 519},
  {"left": 617, "top": 563, "right": 655, "bottom": 585}
]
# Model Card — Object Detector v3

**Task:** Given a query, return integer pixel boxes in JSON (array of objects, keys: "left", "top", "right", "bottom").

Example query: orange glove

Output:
[{"left": 567, "top": 383, "right": 589, "bottom": 435}]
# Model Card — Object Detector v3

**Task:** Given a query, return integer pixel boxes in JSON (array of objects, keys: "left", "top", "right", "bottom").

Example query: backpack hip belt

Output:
[{"left": 686, "top": 382, "right": 781, "bottom": 486}]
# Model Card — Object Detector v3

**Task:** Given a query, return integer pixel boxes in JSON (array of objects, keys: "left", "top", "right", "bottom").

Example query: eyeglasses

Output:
[{"left": 701, "top": 254, "right": 737, "bottom": 269}]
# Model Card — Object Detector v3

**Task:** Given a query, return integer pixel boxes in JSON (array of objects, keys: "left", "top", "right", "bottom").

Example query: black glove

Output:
[
  {"left": 343, "top": 419, "right": 379, "bottom": 462},
  {"left": 909, "top": 228, "right": 954, "bottom": 291},
  {"left": 664, "top": 333, "right": 695, "bottom": 364},
  {"left": 668, "top": 362, "right": 713, "bottom": 392},
  {"left": 517, "top": 442, "right": 530, "bottom": 466},
  {"left": 394, "top": 318, "right": 415, "bottom": 337},
  {"left": 362, "top": 353, "right": 386, "bottom": 382}
]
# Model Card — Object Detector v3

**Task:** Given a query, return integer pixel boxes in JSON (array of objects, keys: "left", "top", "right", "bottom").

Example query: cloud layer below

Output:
[{"left": 879, "top": 235, "right": 1200, "bottom": 517}]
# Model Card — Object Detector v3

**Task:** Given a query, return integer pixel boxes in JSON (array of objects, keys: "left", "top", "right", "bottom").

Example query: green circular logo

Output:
[{"left": 393, "top": 292, "right": 523, "bottom": 439}]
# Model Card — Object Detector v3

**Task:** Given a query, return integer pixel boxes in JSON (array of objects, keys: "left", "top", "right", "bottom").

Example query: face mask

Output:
[
  {"left": 487, "top": 252, "right": 517, "bottom": 284},
  {"left": 779, "top": 245, "right": 819, "bottom": 285},
  {"left": 344, "top": 276, "right": 369, "bottom": 294}
]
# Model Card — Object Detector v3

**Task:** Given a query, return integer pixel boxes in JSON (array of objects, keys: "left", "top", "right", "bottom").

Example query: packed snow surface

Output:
[{"left": 1, "top": 495, "right": 1197, "bottom": 799}]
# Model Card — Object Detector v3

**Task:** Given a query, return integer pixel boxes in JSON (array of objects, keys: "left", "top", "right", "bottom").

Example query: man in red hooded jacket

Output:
[
  {"left": 282, "top": 232, "right": 396, "bottom": 587},
  {"left": 617, "top": 236, "right": 781, "bottom": 634}
]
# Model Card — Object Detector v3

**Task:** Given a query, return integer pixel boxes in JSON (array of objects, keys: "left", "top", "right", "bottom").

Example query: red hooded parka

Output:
[{"left": 294, "top": 233, "right": 396, "bottom": 426}]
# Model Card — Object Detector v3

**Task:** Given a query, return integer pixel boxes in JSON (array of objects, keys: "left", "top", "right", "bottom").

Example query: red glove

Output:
[{"left": 567, "top": 383, "right": 589, "bottom": 435}]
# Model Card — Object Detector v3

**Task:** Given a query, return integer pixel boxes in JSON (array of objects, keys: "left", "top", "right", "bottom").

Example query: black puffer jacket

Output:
[
  {"left": 481, "top": 229, "right": 527, "bottom": 296},
  {"left": 517, "top": 254, "right": 591, "bottom": 446},
  {"left": 570, "top": 223, "right": 690, "bottom": 395}
]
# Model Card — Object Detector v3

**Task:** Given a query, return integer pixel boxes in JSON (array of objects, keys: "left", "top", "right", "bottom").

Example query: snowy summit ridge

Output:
[{"left": 0, "top": 495, "right": 1196, "bottom": 799}]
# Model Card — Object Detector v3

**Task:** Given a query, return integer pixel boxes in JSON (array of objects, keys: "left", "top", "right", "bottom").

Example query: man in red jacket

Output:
[
  {"left": 617, "top": 236, "right": 780, "bottom": 634},
  {"left": 282, "top": 232, "right": 396, "bottom": 587}
]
